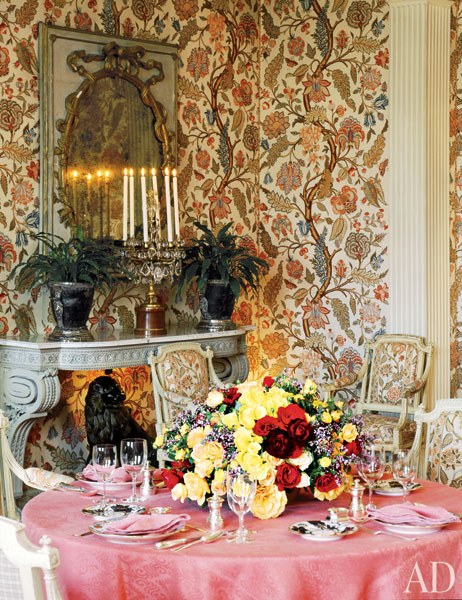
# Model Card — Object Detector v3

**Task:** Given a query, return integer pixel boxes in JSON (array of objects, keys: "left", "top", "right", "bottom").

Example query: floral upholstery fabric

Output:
[
  {"left": 426, "top": 412, "right": 462, "bottom": 488},
  {"left": 363, "top": 414, "right": 416, "bottom": 448},
  {"left": 367, "top": 342, "right": 420, "bottom": 406},
  {"left": 161, "top": 350, "right": 210, "bottom": 403}
]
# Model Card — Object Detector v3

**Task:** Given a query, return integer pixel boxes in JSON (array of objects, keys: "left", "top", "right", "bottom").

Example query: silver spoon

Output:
[{"left": 170, "top": 530, "right": 224, "bottom": 552}]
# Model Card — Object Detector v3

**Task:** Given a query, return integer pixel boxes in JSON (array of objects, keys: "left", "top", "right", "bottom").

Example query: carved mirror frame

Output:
[{"left": 39, "top": 24, "right": 178, "bottom": 239}]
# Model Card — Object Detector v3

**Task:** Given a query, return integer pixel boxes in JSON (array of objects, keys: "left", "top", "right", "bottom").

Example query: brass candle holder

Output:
[{"left": 122, "top": 190, "right": 185, "bottom": 335}]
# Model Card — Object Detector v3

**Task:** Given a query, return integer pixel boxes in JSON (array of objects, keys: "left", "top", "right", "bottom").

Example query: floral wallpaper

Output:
[{"left": 0, "top": 0, "right": 459, "bottom": 475}]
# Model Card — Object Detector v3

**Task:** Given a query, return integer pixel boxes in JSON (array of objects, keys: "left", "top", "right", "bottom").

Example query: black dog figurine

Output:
[{"left": 84, "top": 375, "right": 157, "bottom": 466}]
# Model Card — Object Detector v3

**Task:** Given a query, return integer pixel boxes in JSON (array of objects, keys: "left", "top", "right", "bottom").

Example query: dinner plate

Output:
[
  {"left": 373, "top": 480, "right": 422, "bottom": 496},
  {"left": 375, "top": 520, "right": 454, "bottom": 536},
  {"left": 89, "top": 522, "right": 185, "bottom": 545},
  {"left": 82, "top": 503, "right": 145, "bottom": 521},
  {"left": 76, "top": 474, "right": 139, "bottom": 492},
  {"left": 289, "top": 520, "right": 358, "bottom": 542}
]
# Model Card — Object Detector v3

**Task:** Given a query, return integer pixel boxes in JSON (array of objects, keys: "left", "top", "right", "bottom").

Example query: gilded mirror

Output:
[{"left": 39, "top": 24, "right": 178, "bottom": 241}]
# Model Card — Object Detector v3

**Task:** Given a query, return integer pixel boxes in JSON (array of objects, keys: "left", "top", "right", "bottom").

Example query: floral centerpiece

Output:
[{"left": 154, "top": 373, "right": 367, "bottom": 519}]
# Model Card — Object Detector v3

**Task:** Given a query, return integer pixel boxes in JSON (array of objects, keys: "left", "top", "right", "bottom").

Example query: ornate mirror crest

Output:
[{"left": 39, "top": 24, "right": 178, "bottom": 241}]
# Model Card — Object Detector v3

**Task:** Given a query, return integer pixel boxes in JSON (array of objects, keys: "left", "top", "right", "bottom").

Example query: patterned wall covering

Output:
[{"left": 0, "top": 0, "right": 456, "bottom": 473}]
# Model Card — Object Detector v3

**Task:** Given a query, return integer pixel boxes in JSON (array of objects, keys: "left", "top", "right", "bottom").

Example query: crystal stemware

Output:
[
  {"left": 226, "top": 468, "right": 256, "bottom": 544},
  {"left": 392, "top": 450, "right": 417, "bottom": 499},
  {"left": 358, "top": 446, "right": 385, "bottom": 510},
  {"left": 120, "top": 438, "right": 148, "bottom": 503},
  {"left": 92, "top": 444, "right": 117, "bottom": 509}
]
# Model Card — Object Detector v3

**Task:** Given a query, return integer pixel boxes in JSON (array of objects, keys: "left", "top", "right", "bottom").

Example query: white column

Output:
[{"left": 389, "top": 0, "right": 452, "bottom": 406}]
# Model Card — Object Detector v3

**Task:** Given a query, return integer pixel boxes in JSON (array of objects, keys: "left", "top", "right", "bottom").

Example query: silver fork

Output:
[{"left": 359, "top": 525, "right": 417, "bottom": 542}]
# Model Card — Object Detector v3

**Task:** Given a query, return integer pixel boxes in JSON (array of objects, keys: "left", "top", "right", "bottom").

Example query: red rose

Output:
[
  {"left": 315, "top": 473, "right": 339, "bottom": 493},
  {"left": 277, "top": 404, "right": 306, "bottom": 428},
  {"left": 344, "top": 439, "right": 361, "bottom": 456},
  {"left": 262, "top": 376, "right": 274, "bottom": 388},
  {"left": 287, "top": 418, "right": 312, "bottom": 443},
  {"left": 265, "top": 428, "right": 303, "bottom": 459},
  {"left": 275, "top": 463, "right": 302, "bottom": 491},
  {"left": 223, "top": 387, "right": 241, "bottom": 406},
  {"left": 161, "top": 468, "right": 184, "bottom": 490},
  {"left": 253, "top": 415, "right": 279, "bottom": 436}
]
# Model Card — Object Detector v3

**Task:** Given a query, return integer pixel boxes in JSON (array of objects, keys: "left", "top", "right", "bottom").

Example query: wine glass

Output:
[
  {"left": 226, "top": 468, "right": 256, "bottom": 544},
  {"left": 120, "top": 438, "right": 147, "bottom": 503},
  {"left": 92, "top": 444, "right": 117, "bottom": 510},
  {"left": 358, "top": 446, "right": 385, "bottom": 510},
  {"left": 392, "top": 450, "right": 417, "bottom": 499}
]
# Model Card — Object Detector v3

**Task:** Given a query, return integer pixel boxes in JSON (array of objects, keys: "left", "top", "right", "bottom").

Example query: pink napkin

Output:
[
  {"left": 103, "top": 513, "right": 190, "bottom": 536},
  {"left": 81, "top": 465, "right": 138, "bottom": 483},
  {"left": 368, "top": 502, "right": 460, "bottom": 526}
]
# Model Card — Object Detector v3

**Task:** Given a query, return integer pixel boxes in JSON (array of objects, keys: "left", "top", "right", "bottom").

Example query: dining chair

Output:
[
  {"left": 409, "top": 399, "right": 462, "bottom": 487},
  {"left": 149, "top": 342, "right": 221, "bottom": 467},
  {"left": 322, "top": 334, "right": 433, "bottom": 452},
  {"left": 0, "top": 515, "right": 62, "bottom": 600},
  {"left": 0, "top": 411, "right": 74, "bottom": 519}
]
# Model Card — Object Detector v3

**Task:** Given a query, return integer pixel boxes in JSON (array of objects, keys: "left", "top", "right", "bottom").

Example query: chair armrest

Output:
[
  {"left": 402, "top": 378, "right": 425, "bottom": 398},
  {"left": 322, "top": 372, "right": 361, "bottom": 393}
]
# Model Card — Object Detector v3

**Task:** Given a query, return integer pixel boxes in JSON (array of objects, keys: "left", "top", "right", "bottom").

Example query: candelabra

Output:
[{"left": 122, "top": 190, "right": 185, "bottom": 335}]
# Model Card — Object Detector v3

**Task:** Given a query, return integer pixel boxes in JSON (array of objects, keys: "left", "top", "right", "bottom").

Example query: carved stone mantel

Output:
[{"left": 0, "top": 326, "right": 251, "bottom": 494}]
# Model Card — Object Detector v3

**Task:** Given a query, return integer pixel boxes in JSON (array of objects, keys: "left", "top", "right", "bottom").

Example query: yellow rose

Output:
[
  {"left": 154, "top": 434, "right": 164, "bottom": 447},
  {"left": 194, "top": 458, "right": 214, "bottom": 478},
  {"left": 341, "top": 423, "right": 358, "bottom": 443},
  {"left": 238, "top": 452, "right": 271, "bottom": 481},
  {"left": 221, "top": 412, "right": 239, "bottom": 429},
  {"left": 180, "top": 423, "right": 189, "bottom": 435},
  {"left": 206, "top": 390, "right": 224, "bottom": 408},
  {"left": 321, "top": 411, "right": 332, "bottom": 424},
  {"left": 187, "top": 427, "right": 206, "bottom": 448},
  {"left": 183, "top": 472, "right": 210, "bottom": 505},
  {"left": 202, "top": 441, "right": 224, "bottom": 462},
  {"left": 302, "top": 379, "right": 317, "bottom": 395},
  {"left": 234, "top": 427, "right": 255, "bottom": 452},
  {"left": 171, "top": 483, "right": 188, "bottom": 502},
  {"left": 335, "top": 400, "right": 344, "bottom": 409},
  {"left": 261, "top": 451, "right": 284, "bottom": 467},
  {"left": 251, "top": 484, "right": 287, "bottom": 519},
  {"left": 175, "top": 448, "right": 186, "bottom": 461},
  {"left": 319, "top": 456, "right": 331, "bottom": 468},
  {"left": 238, "top": 405, "right": 258, "bottom": 429},
  {"left": 191, "top": 444, "right": 208, "bottom": 462},
  {"left": 330, "top": 410, "right": 342, "bottom": 422}
]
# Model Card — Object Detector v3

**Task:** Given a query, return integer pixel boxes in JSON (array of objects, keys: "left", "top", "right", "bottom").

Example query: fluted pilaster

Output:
[{"left": 389, "top": 0, "right": 452, "bottom": 406}]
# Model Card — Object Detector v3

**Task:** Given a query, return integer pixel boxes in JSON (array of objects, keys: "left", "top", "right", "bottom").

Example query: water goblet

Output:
[
  {"left": 358, "top": 446, "right": 385, "bottom": 510},
  {"left": 92, "top": 444, "right": 117, "bottom": 510},
  {"left": 226, "top": 468, "right": 256, "bottom": 544},
  {"left": 120, "top": 438, "right": 148, "bottom": 503},
  {"left": 392, "top": 450, "right": 417, "bottom": 499}
]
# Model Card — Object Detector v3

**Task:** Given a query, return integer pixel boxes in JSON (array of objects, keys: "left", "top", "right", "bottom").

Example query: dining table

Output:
[{"left": 21, "top": 479, "right": 462, "bottom": 600}]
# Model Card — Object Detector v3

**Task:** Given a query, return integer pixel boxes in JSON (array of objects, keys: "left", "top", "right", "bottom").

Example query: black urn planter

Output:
[
  {"left": 48, "top": 282, "right": 95, "bottom": 341},
  {"left": 197, "top": 280, "right": 237, "bottom": 332}
]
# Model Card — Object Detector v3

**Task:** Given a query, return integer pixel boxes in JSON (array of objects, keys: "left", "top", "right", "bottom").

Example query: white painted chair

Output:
[
  {"left": 323, "top": 334, "right": 433, "bottom": 452},
  {"left": 409, "top": 399, "right": 462, "bottom": 487},
  {"left": 149, "top": 342, "right": 221, "bottom": 467},
  {"left": 0, "top": 411, "right": 74, "bottom": 519},
  {"left": 0, "top": 516, "right": 62, "bottom": 600}
]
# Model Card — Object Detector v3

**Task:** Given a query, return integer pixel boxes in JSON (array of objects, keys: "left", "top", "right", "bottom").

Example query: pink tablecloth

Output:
[{"left": 22, "top": 480, "right": 462, "bottom": 600}]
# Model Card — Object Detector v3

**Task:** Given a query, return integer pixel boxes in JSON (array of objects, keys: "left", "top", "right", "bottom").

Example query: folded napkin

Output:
[
  {"left": 103, "top": 513, "right": 190, "bottom": 536},
  {"left": 368, "top": 502, "right": 460, "bottom": 526},
  {"left": 81, "top": 465, "right": 140, "bottom": 483}
]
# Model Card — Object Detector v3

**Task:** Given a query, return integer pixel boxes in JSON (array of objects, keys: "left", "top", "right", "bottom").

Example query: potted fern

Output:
[
  {"left": 177, "top": 221, "right": 268, "bottom": 331},
  {"left": 11, "top": 231, "right": 126, "bottom": 341}
]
